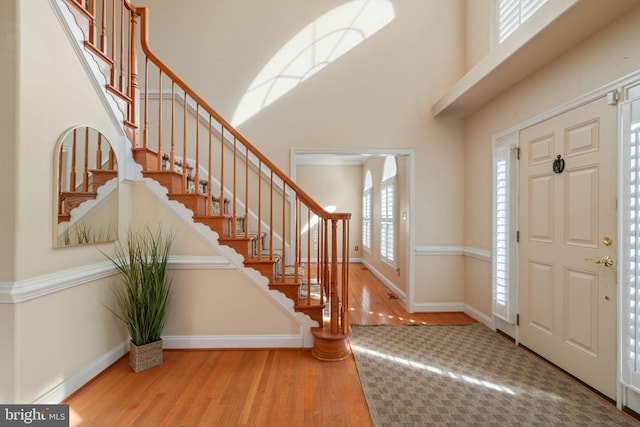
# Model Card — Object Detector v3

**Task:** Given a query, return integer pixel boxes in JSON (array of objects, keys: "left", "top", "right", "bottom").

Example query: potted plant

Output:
[{"left": 104, "top": 227, "right": 173, "bottom": 372}]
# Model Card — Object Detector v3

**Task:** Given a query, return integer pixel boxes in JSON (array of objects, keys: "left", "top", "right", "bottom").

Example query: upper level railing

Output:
[{"left": 62, "top": 0, "right": 351, "bottom": 338}]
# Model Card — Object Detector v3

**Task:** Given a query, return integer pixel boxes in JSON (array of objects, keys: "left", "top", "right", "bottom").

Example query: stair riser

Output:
[
  {"left": 133, "top": 148, "right": 161, "bottom": 171},
  {"left": 195, "top": 217, "right": 232, "bottom": 238},
  {"left": 219, "top": 239, "right": 252, "bottom": 255},
  {"left": 142, "top": 170, "right": 183, "bottom": 193},
  {"left": 268, "top": 284, "right": 298, "bottom": 301},
  {"left": 296, "top": 307, "right": 323, "bottom": 325},
  {"left": 168, "top": 194, "right": 207, "bottom": 217},
  {"left": 247, "top": 263, "right": 276, "bottom": 282}
]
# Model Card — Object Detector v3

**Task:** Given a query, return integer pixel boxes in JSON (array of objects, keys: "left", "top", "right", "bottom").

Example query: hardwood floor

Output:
[
  {"left": 64, "top": 263, "right": 475, "bottom": 426},
  {"left": 348, "top": 263, "right": 475, "bottom": 325}
]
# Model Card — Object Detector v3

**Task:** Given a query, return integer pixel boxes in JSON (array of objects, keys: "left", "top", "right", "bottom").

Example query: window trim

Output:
[
  {"left": 380, "top": 157, "right": 397, "bottom": 267},
  {"left": 621, "top": 96, "right": 640, "bottom": 391},
  {"left": 362, "top": 169, "right": 373, "bottom": 253},
  {"left": 492, "top": 132, "right": 518, "bottom": 324}
]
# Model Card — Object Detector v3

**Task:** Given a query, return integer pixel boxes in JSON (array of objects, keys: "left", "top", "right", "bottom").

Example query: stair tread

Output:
[
  {"left": 60, "top": 191, "right": 98, "bottom": 196},
  {"left": 193, "top": 214, "right": 232, "bottom": 219},
  {"left": 245, "top": 258, "right": 278, "bottom": 265},
  {"left": 218, "top": 236, "right": 257, "bottom": 243},
  {"left": 270, "top": 277, "right": 302, "bottom": 285},
  {"left": 295, "top": 299, "right": 325, "bottom": 308}
]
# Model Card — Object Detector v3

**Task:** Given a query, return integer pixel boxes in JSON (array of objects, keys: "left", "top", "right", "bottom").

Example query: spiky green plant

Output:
[{"left": 103, "top": 228, "right": 173, "bottom": 346}]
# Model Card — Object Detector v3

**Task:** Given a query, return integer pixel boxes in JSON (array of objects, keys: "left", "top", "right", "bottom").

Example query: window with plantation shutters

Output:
[
  {"left": 621, "top": 97, "right": 640, "bottom": 390},
  {"left": 496, "top": 0, "right": 547, "bottom": 44},
  {"left": 492, "top": 133, "right": 518, "bottom": 324},
  {"left": 362, "top": 170, "right": 372, "bottom": 252},
  {"left": 381, "top": 157, "right": 396, "bottom": 265}
]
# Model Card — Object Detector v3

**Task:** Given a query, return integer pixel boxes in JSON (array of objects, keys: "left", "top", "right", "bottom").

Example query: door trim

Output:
[{"left": 491, "top": 68, "right": 640, "bottom": 407}]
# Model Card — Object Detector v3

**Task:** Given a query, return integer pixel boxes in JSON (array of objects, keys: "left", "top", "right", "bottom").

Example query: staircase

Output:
[{"left": 60, "top": 0, "right": 351, "bottom": 360}]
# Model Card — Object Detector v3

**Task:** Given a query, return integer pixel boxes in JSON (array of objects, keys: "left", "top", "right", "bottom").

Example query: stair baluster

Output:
[{"left": 62, "top": 0, "right": 351, "bottom": 360}]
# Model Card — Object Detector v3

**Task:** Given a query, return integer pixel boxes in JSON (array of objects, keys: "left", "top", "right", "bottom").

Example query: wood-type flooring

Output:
[{"left": 63, "top": 263, "right": 476, "bottom": 426}]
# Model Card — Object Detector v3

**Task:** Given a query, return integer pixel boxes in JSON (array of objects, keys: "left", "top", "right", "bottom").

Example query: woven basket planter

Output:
[{"left": 129, "top": 339, "right": 163, "bottom": 372}]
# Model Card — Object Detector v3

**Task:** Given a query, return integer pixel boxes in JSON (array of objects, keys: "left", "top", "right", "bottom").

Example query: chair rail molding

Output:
[
  {"left": 414, "top": 246, "right": 492, "bottom": 262},
  {"left": 0, "top": 256, "right": 232, "bottom": 303}
]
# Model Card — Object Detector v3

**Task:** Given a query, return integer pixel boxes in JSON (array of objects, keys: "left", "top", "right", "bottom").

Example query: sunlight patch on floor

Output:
[{"left": 351, "top": 344, "right": 517, "bottom": 395}]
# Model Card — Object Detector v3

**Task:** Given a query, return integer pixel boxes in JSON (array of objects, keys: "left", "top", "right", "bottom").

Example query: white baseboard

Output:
[
  {"left": 360, "top": 260, "right": 406, "bottom": 300},
  {"left": 34, "top": 340, "right": 129, "bottom": 404},
  {"left": 412, "top": 302, "right": 464, "bottom": 312},
  {"left": 463, "top": 304, "right": 494, "bottom": 329},
  {"left": 162, "top": 334, "right": 304, "bottom": 349}
]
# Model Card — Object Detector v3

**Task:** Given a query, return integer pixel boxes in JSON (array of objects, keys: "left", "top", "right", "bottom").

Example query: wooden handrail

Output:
[
  {"left": 135, "top": 7, "right": 334, "bottom": 219},
  {"left": 64, "top": 0, "right": 351, "bottom": 358}
]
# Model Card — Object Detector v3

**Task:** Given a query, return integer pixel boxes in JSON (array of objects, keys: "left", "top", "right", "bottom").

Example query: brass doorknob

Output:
[{"left": 585, "top": 256, "right": 613, "bottom": 267}]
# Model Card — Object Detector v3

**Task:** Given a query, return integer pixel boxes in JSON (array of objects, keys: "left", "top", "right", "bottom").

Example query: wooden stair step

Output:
[
  {"left": 269, "top": 277, "right": 302, "bottom": 301},
  {"left": 167, "top": 193, "right": 208, "bottom": 216},
  {"left": 58, "top": 213, "right": 71, "bottom": 224},
  {"left": 133, "top": 147, "right": 162, "bottom": 171},
  {"left": 245, "top": 258, "right": 278, "bottom": 281},
  {"left": 60, "top": 191, "right": 98, "bottom": 213},
  {"left": 218, "top": 235, "right": 258, "bottom": 256},
  {"left": 142, "top": 169, "right": 183, "bottom": 193},
  {"left": 90, "top": 169, "right": 118, "bottom": 189},
  {"left": 295, "top": 299, "right": 325, "bottom": 325},
  {"left": 194, "top": 215, "right": 232, "bottom": 237}
]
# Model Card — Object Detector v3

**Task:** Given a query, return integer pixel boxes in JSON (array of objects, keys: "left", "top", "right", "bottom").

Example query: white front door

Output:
[{"left": 519, "top": 97, "right": 617, "bottom": 398}]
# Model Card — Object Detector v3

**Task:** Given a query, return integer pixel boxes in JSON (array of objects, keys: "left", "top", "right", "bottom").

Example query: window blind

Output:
[
  {"left": 497, "top": 0, "right": 546, "bottom": 44},
  {"left": 622, "top": 98, "right": 640, "bottom": 388},
  {"left": 492, "top": 135, "right": 518, "bottom": 324}
]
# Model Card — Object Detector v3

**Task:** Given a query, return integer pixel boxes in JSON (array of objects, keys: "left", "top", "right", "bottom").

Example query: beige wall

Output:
[
  {"left": 0, "top": 0, "right": 18, "bottom": 400},
  {"left": 2, "top": 0, "right": 132, "bottom": 403},
  {"left": 0, "top": 0, "right": 18, "bottom": 283},
  {"left": 3, "top": 0, "right": 300, "bottom": 404},
  {"left": 165, "top": 269, "right": 300, "bottom": 337},
  {"left": 360, "top": 156, "right": 409, "bottom": 293},
  {"left": 463, "top": 7, "right": 640, "bottom": 317},
  {"left": 14, "top": 279, "right": 126, "bottom": 403},
  {"left": 128, "top": 183, "right": 302, "bottom": 336},
  {"left": 133, "top": 0, "right": 467, "bottom": 306},
  {"left": 295, "top": 164, "right": 362, "bottom": 261},
  {"left": 0, "top": 304, "right": 16, "bottom": 403},
  {"left": 464, "top": 0, "right": 491, "bottom": 71},
  {"left": 16, "top": 0, "right": 126, "bottom": 279}
]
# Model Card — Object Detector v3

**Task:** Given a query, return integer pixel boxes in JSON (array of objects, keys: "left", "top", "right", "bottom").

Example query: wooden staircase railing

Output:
[{"left": 62, "top": 0, "right": 352, "bottom": 360}]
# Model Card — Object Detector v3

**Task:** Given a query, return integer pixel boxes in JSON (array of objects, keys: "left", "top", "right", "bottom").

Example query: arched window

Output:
[
  {"left": 362, "top": 170, "right": 372, "bottom": 252},
  {"left": 380, "top": 156, "right": 396, "bottom": 264}
]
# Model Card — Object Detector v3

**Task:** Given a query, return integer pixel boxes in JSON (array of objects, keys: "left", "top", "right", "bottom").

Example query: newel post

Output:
[
  {"left": 311, "top": 213, "right": 352, "bottom": 361},
  {"left": 330, "top": 218, "right": 339, "bottom": 335}
]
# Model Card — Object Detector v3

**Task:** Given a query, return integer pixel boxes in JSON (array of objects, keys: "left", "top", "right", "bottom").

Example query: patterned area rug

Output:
[{"left": 350, "top": 324, "right": 638, "bottom": 426}]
